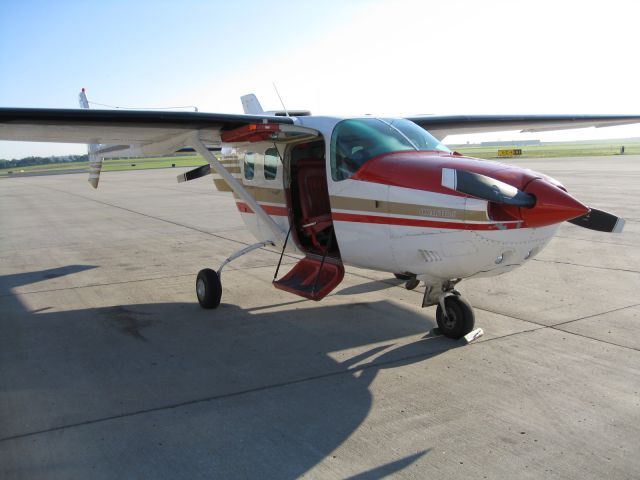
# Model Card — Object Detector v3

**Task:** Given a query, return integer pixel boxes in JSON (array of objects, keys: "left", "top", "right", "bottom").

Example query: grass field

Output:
[
  {"left": 0, "top": 155, "right": 207, "bottom": 177},
  {"left": 2, "top": 138, "right": 640, "bottom": 178},
  {"left": 452, "top": 139, "right": 640, "bottom": 159}
]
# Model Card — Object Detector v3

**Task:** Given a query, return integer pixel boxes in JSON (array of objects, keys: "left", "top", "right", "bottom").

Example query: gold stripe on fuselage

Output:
[
  {"left": 219, "top": 185, "right": 488, "bottom": 223},
  {"left": 329, "top": 196, "right": 488, "bottom": 222},
  {"left": 231, "top": 184, "right": 287, "bottom": 204}
]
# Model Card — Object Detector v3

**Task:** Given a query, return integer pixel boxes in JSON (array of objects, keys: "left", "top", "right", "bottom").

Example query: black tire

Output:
[
  {"left": 196, "top": 268, "right": 222, "bottom": 309},
  {"left": 394, "top": 273, "right": 413, "bottom": 281},
  {"left": 405, "top": 278, "right": 420, "bottom": 290},
  {"left": 436, "top": 296, "right": 475, "bottom": 339}
]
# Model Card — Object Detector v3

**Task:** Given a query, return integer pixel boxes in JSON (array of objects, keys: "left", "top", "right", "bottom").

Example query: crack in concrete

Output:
[
  {"left": 29, "top": 184, "right": 257, "bottom": 248},
  {"left": 1, "top": 261, "right": 298, "bottom": 298},
  {"left": 0, "top": 343, "right": 442, "bottom": 443},
  {"left": 554, "top": 235, "right": 637, "bottom": 247},
  {"left": 531, "top": 258, "right": 640, "bottom": 274}
]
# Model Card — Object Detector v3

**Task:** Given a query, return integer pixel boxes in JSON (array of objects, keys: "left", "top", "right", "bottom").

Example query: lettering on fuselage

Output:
[{"left": 418, "top": 207, "right": 456, "bottom": 219}]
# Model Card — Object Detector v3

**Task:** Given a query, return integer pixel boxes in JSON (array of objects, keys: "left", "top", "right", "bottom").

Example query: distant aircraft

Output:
[{"left": 0, "top": 91, "right": 636, "bottom": 339}]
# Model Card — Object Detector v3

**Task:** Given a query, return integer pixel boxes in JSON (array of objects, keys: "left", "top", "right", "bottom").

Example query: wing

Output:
[
  {"left": 406, "top": 114, "right": 640, "bottom": 140},
  {"left": 0, "top": 107, "right": 295, "bottom": 157},
  {"left": 0, "top": 106, "right": 317, "bottom": 243}
]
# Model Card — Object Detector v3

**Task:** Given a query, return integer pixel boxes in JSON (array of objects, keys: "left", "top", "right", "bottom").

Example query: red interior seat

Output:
[{"left": 297, "top": 159, "right": 332, "bottom": 250}]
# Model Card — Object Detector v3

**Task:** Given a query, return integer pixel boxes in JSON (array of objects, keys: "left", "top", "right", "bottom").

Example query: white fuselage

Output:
[{"left": 214, "top": 115, "right": 559, "bottom": 285}]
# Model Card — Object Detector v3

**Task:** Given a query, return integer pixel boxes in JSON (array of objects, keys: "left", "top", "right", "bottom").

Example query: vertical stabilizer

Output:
[
  {"left": 241, "top": 94, "right": 264, "bottom": 114},
  {"left": 79, "top": 88, "right": 103, "bottom": 188}
]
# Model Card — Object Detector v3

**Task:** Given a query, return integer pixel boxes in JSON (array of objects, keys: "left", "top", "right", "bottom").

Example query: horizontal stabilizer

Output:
[{"left": 177, "top": 164, "right": 211, "bottom": 183}]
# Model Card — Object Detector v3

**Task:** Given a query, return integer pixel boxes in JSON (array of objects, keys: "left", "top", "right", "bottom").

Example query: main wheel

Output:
[
  {"left": 196, "top": 268, "right": 222, "bottom": 309},
  {"left": 436, "top": 296, "right": 475, "bottom": 339}
]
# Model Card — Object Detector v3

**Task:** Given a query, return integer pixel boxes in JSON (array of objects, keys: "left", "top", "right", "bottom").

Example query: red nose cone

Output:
[{"left": 521, "top": 179, "right": 589, "bottom": 228}]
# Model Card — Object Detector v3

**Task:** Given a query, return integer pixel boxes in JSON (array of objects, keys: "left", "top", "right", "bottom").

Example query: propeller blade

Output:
[
  {"left": 177, "top": 164, "right": 211, "bottom": 183},
  {"left": 568, "top": 208, "right": 625, "bottom": 233},
  {"left": 441, "top": 168, "right": 535, "bottom": 207}
]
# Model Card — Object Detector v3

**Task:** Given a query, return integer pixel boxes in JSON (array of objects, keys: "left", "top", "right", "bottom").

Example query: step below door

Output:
[{"left": 273, "top": 256, "right": 345, "bottom": 301}]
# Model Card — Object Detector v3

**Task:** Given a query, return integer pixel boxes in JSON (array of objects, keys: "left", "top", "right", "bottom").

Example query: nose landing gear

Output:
[
  {"left": 435, "top": 294, "right": 475, "bottom": 340},
  {"left": 422, "top": 279, "right": 476, "bottom": 340}
]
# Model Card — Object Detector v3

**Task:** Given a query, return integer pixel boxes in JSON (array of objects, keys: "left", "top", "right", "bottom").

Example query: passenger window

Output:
[
  {"left": 264, "top": 148, "right": 279, "bottom": 180},
  {"left": 244, "top": 152, "right": 255, "bottom": 180}
]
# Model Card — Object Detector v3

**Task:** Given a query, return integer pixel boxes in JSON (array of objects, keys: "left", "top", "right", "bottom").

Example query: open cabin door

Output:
[{"left": 273, "top": 139, "right": 345, "bottom": 301}]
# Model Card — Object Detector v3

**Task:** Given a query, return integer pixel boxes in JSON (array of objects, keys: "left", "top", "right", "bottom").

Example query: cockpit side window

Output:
[
  {"left": 330, "top": 118, "right": 451, "bottom": 181},
  {"left": 331, "top": 119, "right": 412, "bottom": 181},
  {"left": 387, "top": 118, "right": 451, "bottom": 153}
]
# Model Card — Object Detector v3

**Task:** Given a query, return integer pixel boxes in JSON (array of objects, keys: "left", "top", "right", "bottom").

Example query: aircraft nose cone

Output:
[{"left": 521, "top": 179, "right": 589, "bottom": 228}]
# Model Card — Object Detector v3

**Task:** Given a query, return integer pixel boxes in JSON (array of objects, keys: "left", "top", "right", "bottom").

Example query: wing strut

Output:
[
  {"left": 189, "top": 132, "right": 287, "bottom": 244},
  {"left": 78, "top": 88, "right": 104, "bottom": 188}
]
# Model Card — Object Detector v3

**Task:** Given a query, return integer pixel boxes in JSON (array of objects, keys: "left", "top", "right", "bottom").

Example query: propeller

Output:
[
  {"left": 568, "top": 208, "right": 625, "bottom": 233},
  {"left": 177, "top": 164, "right": 211, "bottom": 183},
  {"left": 441, "top": 168, "right": 625, "bottom": 233},
  {"left": 441, "top": 168, "right": 535, "bottom": 208}
]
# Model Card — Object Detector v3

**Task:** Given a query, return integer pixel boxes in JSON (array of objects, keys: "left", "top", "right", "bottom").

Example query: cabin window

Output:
[
  {"left": 244, "top": 152, "right": 255, "bottom": 180},
  {"left": 264, "top": 148, "right": 279, "bottom": 180}
]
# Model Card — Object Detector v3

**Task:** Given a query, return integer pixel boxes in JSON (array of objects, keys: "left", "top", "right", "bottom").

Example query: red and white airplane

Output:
[{"left": 1, "top": 91, "right": 637, "bottom": 339}]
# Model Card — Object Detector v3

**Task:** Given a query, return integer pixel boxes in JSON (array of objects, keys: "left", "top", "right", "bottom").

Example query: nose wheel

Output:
[
  {"left": 196, "top": 268, "right": 222, "bottom": 309},
  {"left": 435, "top": 294, "right": 475, "bottom": 339}
]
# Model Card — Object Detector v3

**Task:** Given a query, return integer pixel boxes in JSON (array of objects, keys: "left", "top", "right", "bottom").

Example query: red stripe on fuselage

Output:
[{"left": 236, "top": 202, "right": 522, "bottom": 230}]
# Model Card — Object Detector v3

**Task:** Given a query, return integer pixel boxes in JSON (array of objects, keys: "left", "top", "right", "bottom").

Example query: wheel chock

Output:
[{"left": 463, "top": 328, "right": 484, "bottom": 344}]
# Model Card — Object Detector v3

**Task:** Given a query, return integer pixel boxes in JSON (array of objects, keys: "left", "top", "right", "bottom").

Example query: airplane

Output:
[{"left": 1, "top": 90, "right": 638, "bottom": 340}]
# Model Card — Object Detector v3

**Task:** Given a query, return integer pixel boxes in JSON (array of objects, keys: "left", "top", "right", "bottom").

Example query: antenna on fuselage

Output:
[{"left": 272, "top": 82, "right": 289, "bottom": 117}]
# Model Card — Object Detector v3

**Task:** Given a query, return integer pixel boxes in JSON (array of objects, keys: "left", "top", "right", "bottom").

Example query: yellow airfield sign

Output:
[{"left": 498, "top": 148, "right": 522, "bottom": 157}]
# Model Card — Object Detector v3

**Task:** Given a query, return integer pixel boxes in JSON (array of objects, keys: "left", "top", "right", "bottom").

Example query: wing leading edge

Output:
[
  {"left": 0, "top": 107, "right": 295, "bottom": 157},
  {"left": 406, "top": 114, "right": 640, "bottom": 140}
]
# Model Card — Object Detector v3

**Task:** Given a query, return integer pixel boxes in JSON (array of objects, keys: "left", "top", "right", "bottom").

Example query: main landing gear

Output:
[
  {"left": 196, "top": 240, "right": 275, "bottom": 310},
  {"left": 196, "top": 269, "right": 222, "bottom": 309}
]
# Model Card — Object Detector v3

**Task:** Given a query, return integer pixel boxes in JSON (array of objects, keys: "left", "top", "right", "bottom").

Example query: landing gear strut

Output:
[{"left": 196, "top": 240, "right": 274, "bottom": 309}]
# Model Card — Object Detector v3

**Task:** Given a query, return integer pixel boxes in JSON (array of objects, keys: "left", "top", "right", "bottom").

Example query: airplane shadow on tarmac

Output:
[{"left": 0, "top": 266, "right": 463, "bottom": 479}]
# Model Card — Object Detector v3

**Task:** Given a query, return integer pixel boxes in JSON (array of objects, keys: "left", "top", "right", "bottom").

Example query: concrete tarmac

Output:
[{"left": 1, "top": 156, "right": 639, "bottom": 479}]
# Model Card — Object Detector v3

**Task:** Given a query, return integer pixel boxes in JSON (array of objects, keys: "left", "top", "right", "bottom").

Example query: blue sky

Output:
[{"left": 2, "top": 0, "right": 640, "bottom": 158}]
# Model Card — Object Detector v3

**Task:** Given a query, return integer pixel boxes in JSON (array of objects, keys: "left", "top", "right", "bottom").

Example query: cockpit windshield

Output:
[{"left": 330, "top": 118, "right": 451, "bottom": 181}]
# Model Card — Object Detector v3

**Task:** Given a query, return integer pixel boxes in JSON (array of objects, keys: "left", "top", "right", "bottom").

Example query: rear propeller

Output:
[
  {"left": 177, "top": 164, "right": 211, "bottom": 183},
  {"left": 441, "top": 168, "right": 625, "bottom": 233}
]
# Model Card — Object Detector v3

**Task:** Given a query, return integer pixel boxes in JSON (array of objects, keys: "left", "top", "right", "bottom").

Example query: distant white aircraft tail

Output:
[
  {"left": 241, "top": 94, "right": 264, "bottom": 115},
  {"left": 79, "top": 88, "right": 103, "bottom": 188}
]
